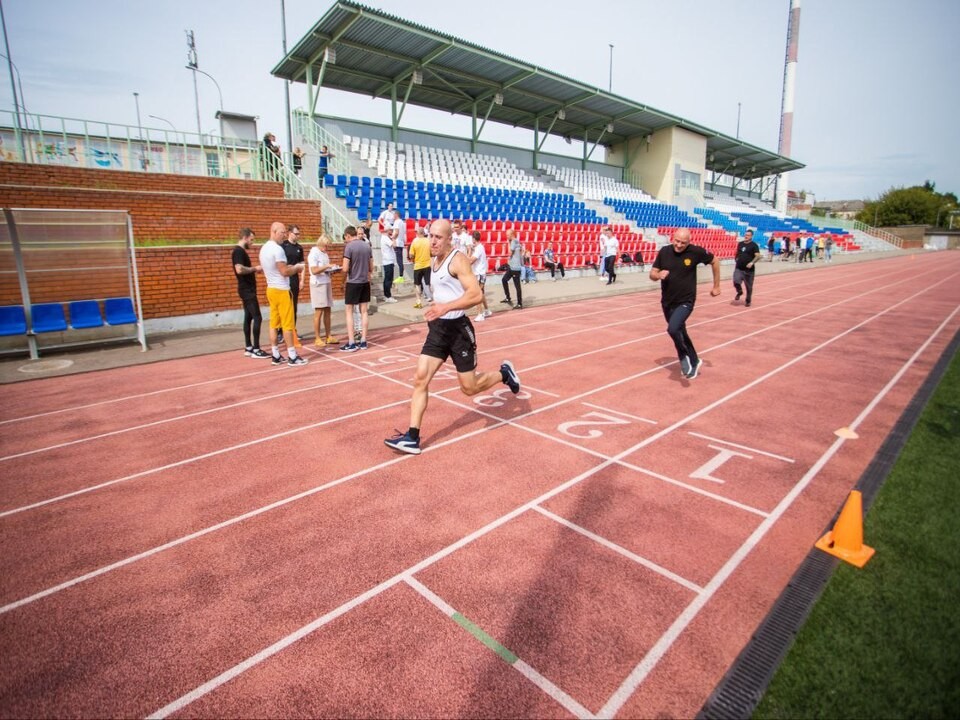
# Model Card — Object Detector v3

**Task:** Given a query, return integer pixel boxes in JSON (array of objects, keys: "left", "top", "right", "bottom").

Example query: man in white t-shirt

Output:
[
  {"left": 597, "top": 226, "right": 611, "bottom": 280},
  {"left": 467, "top": 230, "right": 490, "bottom": 321},
  {"left": 378, "top": 203, "right": 397, "bottom": 234},
  {"left": 391, "top": 213, "right": 407, "bottom": 283},
  {"left": 604, "top": 229, "right": 620, "bottom": 284},
  {"left": 258, "top": 221, "right": 307, "bottom": 365},
  {"left": 380, "top": 217, "right": 397, "bottom": 303},
  {"left": 452, "top": 219, "right": 472, "bottom": 252}
]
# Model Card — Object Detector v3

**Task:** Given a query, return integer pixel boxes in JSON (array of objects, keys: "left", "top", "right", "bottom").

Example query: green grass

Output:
[{"left": 755, "top": 349, "right": 960, "bottom": 719}]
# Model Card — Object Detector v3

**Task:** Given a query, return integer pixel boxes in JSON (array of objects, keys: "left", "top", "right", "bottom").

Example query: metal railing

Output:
[
  {"left": 0, "top": 110, "right": 263, "bottom": 179},
  {"left": 291, "top": 109, "right": 350, "bottom": 179},
  {"left": 806, "top": 215, "right": 903, "bottom": 248},
  {"left": 270, "top": 155, "right": 352, "bottom": 242}
]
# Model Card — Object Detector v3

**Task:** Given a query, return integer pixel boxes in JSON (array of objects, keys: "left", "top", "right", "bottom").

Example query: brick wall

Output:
[
  {"left": 0, "top": 163, "right": 321, "bottom": 243},
  {"left": 0, "top": 163, "right": 348, "bottom": 321}
]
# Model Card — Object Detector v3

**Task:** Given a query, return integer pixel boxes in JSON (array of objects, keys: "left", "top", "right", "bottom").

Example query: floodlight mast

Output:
[{"left": 186, "top": 30, "right": 202, "bottom": 137}]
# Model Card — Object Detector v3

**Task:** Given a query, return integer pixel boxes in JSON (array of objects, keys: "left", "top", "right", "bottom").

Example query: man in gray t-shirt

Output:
[
  {"left": 340, "top": 226, "right": 374, "bottom": 351},
  {"left": 500, "top": 229, "right": 524, "bottom": 309}
]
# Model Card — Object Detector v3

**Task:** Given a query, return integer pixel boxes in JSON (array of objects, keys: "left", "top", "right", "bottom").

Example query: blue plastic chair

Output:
[
  {"left": 104, "top": 297, "right": 137, "bottom": 326},
  {"left": 68, "top": 300, "right": 104, "bottom": 329},
  {"left": 32, "top": 303, "right": 68, "bottom": 333},
  {"left": 0, "top": 305, "right": 27, "bottom": 336}
]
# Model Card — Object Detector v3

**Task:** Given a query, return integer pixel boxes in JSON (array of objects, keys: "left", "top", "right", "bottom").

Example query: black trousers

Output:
[
  {"left": 289, "top": 276, "right": 301, "bottom": 321},
  {"left": 604, "top": 255, "right": 617, "bottom": 283},
  {"left": 733, "top": 269, "right": 755, "bottom": 303},
  {"left": 240, "top": 294, "right": 262, "bottom": 349},
  {"left": 545, "top": 261, "right": 565, "bottom": 278},
  {"left": 501, "top": 269, "right": 522, "bottom": 305},
  {"left": 383, "top": 263, "right": 395, "bottom": 298},
  {"left": 662, "top": 302, "right": 698, "bottom": 365}
]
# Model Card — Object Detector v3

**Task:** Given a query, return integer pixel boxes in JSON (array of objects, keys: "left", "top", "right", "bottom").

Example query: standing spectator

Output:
[
  {"left": 604, "top": 229, "right": 619, "bottom": 284},
  {"left": 380, "top": 216, "right": 397, "bottom": 304},
  {"left": 469, "top": 230, "right": 491, "bottom": 320},
  {"left": 232, "top": 227, "right": 269, "bottom": 358},
  {"left": 817, "top": 235, "right": 826, "bottom": 259},
  {"left": 282, "top": 224, "right": 305, "bottom": 347},
  {"left": 308, "top": 235, "right": 338, "bottom": 346},
  {"left": 383, "top": 219, "right": 520, "bottom": 456},
  {"left": 452, "top": 219, "right": 471, "bottom": 252},
  {"left": 317, "top": 145, "right": 333, "bottom": 186},
  {"left": 597, "top": 226, "right": 611, "bottom": 280},
  {"left": 767, "top": 235, "right": 775, "bottom": 262},
  {"left": 521, "top": 249, "right": 538, "bottom": 283},
  {"left": 824, "top": 235, "right": 834, "bottom": 262},
  {"left": 733, "top": 229, "right": 761, "bottom": 307},
  {"left": 500, "top": 229, "right": 524, "bottom": 309},
  {"left": 392, "top": 210, "right": 407, "bottom": 283},
  {"left": 378, "top": 202, "right": 397, "bottom": 234},
  {"left": 292, "top": 147, "right": 304, "bottom": 176},
  {"left": 261, "top": 133, "right": 282, "bottom": 181},
  {"left": 650, "top": 227, "right": 720, "bottom": 379},
  {"left": 543, "top": 243, "right": 565, "bottom": 280},
  {"left": 340, "top": 225, "right": 374, "bottom": 352},
  {"left": 259, "top": 221, "right": 307, "bottom": 365},
  {"left": 408, "top": 226, "right": 432, "bottom": 309},
  {"left": 805, "top": 235, "right": 816, "bottom": 262}
]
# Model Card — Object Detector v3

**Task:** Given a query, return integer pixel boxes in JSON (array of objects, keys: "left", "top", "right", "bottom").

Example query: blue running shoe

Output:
[{"left": 384, "top": 430, "right": 421, "bottom": 455}]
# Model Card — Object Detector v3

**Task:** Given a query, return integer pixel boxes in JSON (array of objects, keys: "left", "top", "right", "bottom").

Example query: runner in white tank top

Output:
[{"left": 384, "top": 219, "right": 521, "bottom": 456}]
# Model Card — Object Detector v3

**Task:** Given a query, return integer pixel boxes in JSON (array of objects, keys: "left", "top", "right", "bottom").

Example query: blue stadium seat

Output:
[
  {"left": 0, "top": 305, "right": 27, "bottom": 336},
  {"left": 32, "top": 303, "right": 68, "bottom": 333},
  {"left": 68, "top": 301, "right": 104, "bottom": 329},
  {"left": 104, "top": 298, "right": 137, "bottom": 326}
]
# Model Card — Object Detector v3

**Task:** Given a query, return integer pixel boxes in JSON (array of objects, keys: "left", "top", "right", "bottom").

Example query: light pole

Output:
[
  {"left": 148, "top": 114, "right": 178, "bottom": 132},
  {"left": 185, "top": 30, "right": 201, "bottom": 137},
  {"left": 189, "top": 67, "right": 223, "bottom": 114},
  {"left": 133, "top": 92, "right": 142, "bottom": 138},
  {"left": 736, "top": 101, "right": 741, "bottom": 139},
  {"left": 280, "top": 0, "right": 293, "bottom": 154},
  {"left": 608, "top": 44, "right": 613, "bottom": 92},
  {"left": 0, "top": 0, "right": 26, "bottom": 160}
]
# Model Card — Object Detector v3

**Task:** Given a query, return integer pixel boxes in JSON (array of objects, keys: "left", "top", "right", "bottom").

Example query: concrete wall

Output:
[{"left": 607, "top": 126, "right": 706, "bottom": 204}]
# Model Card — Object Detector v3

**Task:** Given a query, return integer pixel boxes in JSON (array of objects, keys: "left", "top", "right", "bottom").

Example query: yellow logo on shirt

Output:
[{"left": 683, "top": 258, "right": 692, "bottom": 266}]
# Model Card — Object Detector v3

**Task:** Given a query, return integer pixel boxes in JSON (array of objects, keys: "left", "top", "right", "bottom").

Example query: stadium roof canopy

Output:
[{"left": 272, "top": 0, "right": 803, "bottom": 180}]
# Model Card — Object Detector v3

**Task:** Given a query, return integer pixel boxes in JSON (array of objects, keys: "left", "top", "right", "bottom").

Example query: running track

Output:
[{"left": 1, "top": 252, "right": 958, "bottom": 718}]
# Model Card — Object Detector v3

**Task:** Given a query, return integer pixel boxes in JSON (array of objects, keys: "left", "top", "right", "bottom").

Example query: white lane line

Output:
[
  {"left": 686, "top": 432, "right": 796, "bottom": 463},
  {"left": 580, "top": 403, "right": 657, "bottom": 424},
  {"left": 0, "top": 372, "right": 372, "bottom": 463},
  {"left": 533, "top": 506, "right": 703, "bottom": 594},
  {"left": 0, "top": 397, "right": 410, "bottom": 520},
  {"left": 597, "top": 303, "right": 960, "bottom": 718},
  {"left": 147, "top": 283, "right": 958, "bottom": 719}
]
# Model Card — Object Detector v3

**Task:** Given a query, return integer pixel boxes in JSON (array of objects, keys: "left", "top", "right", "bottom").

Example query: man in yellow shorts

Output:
[
  {"left": 259, "top": 221, "right": 308, "bottom": 366},
  {"left": 408, "top": 226, "right": 433, "bottom": 309}
]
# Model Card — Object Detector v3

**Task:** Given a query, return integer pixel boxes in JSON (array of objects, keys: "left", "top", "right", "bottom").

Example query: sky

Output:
[{"left": 1, "top": 0, "right": 957, "bottom": 202}]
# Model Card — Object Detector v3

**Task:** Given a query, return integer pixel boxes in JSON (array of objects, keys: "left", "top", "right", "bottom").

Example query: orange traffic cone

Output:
[{"left": 815, "top": 490, "right": 875, "bottom": 567}]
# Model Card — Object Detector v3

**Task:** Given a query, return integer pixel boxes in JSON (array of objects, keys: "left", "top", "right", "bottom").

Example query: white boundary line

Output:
[
  {"left": 597, "top": 303, "right": 960, "bottom": 718},
  {"left": 686, "top": 432, "right": 796, "bottom": 463},
  {"left": 580, "top": 402, "right": 658, "bottom": 424},
  {"left": 404, "top": 576, "right": 594, "bottom": 720}
]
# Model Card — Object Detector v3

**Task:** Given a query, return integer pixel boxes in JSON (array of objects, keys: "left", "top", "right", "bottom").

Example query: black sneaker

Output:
[
  {"left": 500, "top": 298, "right": 512, "bottom": 304},
  {"left": 679, "top": 356, "right": 692, "bottom": 377},
  {"left": 359, "top": 341, "right": 368, "bottom": 350},
  {"left": 384, "top": 430, "right": 421, "bottom": 455},
  {"left": 686, "top": 358, "right": 703, "bottom": 379},
  {"left": 735, "top": 291, "right": 742, "bottom": 301},
  {"left": 500, "top": 360, "right": 521, "bottom": 394},
  {"left": 271, "top": 354, "right": 285, "bottom": 365},
  {"left": 514, "top": 303, "right": 523, "bottom": 310},
  {"left": 244, "top": 347, "right": 254, "bottom": 357},
  {"left": 340, "top": 343, "right": 359, "bottom": 352},
  {"left": 249, "top": 348, "right": 270, "bottom": 359},
  {"left": 745, "top": 301, "right": 752, "bottom": 307},
  {"left": 288, "top": 355, "right": 308, "bottom": 366}
]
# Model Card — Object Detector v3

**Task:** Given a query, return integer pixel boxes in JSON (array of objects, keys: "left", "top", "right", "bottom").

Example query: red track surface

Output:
[{"left": 1, "top": 252, "right": 958, "bottom": 718}]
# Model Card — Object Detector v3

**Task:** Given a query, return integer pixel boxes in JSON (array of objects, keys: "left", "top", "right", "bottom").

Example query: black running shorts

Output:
[
  {"left": 413, "top": 267, "right": 431, "bottom": 288},
  {"left": 344, "top": 281, "right": 371, "bottom": 305},
  {"left": 421, "top": 315, "right": 477, "bottom": 373}
]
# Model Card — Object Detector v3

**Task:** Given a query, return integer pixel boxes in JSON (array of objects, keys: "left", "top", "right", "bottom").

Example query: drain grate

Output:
[{"left": 699, "top": 328, "right": 959, "bottom": 720}]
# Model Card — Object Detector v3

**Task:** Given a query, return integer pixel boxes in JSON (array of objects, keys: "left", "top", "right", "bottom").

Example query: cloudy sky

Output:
[{"left": 2, "top": 0, "right": 957, "bottom": 201}]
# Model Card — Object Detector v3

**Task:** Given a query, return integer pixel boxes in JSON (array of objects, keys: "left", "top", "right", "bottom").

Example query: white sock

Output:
[
  {"left": 272, "top": 346, "right": 279, "bottom": 358},
  {"left": 288, "top": 348, "right": 298, "bottom": 359}
]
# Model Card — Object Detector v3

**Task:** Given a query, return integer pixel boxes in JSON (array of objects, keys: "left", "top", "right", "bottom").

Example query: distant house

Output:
[{"left": 814, "top": 200, "right": 865, "bottom": 219}]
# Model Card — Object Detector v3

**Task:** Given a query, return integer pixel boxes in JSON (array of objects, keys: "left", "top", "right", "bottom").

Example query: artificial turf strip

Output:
[
  {"left": 754, "top": 350, "right": 960, "bottom": 719},
  {"left": 452, "top": 613, "right": 518, "bottom": 665}
]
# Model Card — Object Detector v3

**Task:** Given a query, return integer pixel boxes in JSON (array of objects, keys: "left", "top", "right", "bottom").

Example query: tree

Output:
[{"left": 857, "top": 182, "right": 958, "bottom": 228}]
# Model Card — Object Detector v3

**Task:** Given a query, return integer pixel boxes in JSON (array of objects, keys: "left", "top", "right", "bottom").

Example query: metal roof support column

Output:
[
  {"left": 390, "top": 83, "right": 398, "bottom": 143},
  {"left": 470, "top": 102, "right": 477, "bottom": 153},
  {"left": 305, "top": 64, "right": 314, "bottom": 122},
  {"left": 472, "top": 98, "right": 496, "bottom": 153},
  {"left": 532, "top": 116, "right": 539, "bottom": 169},
  {"left": 394, "top": 76, "right": 416, "bottom": 127},
  {"left": 309, "top": 54, "right": 329, "bottom": 119},
  {"left": 584, "top": 128, "right": 607, "bottom": 165}
]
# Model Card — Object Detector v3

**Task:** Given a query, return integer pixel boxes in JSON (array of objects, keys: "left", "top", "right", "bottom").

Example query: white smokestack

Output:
[{"left": 776, "top": 0, "right": 800, "bottom": 213}]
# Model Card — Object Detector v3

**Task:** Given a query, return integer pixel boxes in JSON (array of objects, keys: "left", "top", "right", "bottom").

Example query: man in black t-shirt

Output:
[
  {"left": 232, "top": 228, "right": 268, "bottom": 358},
  {"left": 733, "top": 229, "right": 761, "bottom": 307},
  {"left": 650, "top": 227, "right": 721, "bottom": 379}
]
